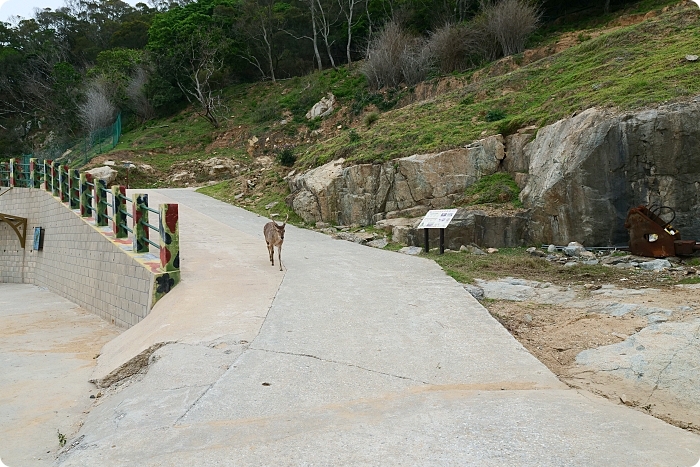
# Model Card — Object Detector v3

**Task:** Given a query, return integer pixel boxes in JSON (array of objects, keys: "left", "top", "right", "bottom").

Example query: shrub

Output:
[
  {"left": 481, "top": 0, "right": 541, "bottom": 57},
  {"left": 362, "top": 21, "right": 432, "bottom": 90},
  {"left": 486, "top": 109, "right": 506, "bottom": 121},
  {"left": 252, "top": 100, "right": 281, "bottom": 123},
  {"left": 348, "top": 129, "right": 360, "bottom": 143},
  {"left": 277, "top": 146, "right": 296, "bottom": 166},
  {"left": 427, "top": 22, "right": 485, "bottom": 73},
  {"left": 363, "top": 112, "right": 379, "bottom": 127}
]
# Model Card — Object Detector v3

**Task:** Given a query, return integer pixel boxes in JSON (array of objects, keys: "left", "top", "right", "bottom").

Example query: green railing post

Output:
[
  {"left": 9, "top": 158, "right": 16, "bottom": 187},
  {"left": 132, "top": 193, "right": 149, "bottom": 253},
  {"left": 70, "top": 168, "right": 80, "bottom": 209},
  {"left": 111, "top": 185, "right": 128, "bottom": 238},
  {"left": 0, "top": 161, "right": 7, "bottom": 187},
  {"left": 80, "top": 172, "right": 92, "bottom": 217},
  {"left": 44, "top": 160, "right": 52, "bottom": 191},
  {"left": 29, "top": 158, "right": 38, "bottom": 188},
  {"left": 51, "top": 161, "right": 59, "bottom": 196},
  {"left": 59, "top": 165, "right": 68, "bottom": 202},
  {"left": 159, "top": 203, "right": 179, "bottom": 272},
  {"left": 95, "top": 179, "right": 108, "bottom": 226}
]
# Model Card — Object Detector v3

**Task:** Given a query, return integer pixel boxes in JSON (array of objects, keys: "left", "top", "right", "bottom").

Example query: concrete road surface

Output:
[
  {"left": 5, "top": 189, "right": 700, "bottom": 466},
  {"left": 0, "top": 284, "right": 120, "bottom": 467}
]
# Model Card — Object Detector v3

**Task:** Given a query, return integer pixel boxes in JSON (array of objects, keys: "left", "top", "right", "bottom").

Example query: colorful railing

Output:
[{"left": 0, "top": 158, "right": 180, "bottom": 281}]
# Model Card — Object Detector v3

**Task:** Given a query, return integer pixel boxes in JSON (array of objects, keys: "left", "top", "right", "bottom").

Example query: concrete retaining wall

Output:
[{"left": 0, "top": 188, "right": 154, "bottom": 328}]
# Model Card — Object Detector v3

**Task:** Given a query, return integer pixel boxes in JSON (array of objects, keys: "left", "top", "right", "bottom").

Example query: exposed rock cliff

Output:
[
  {"left": 288, "top": 98, "right": 700, "bottom": 248},
  {"left": 521, "top": 99, "right": 700, "bottom": 245},
  {"left": 288, "top": 135, "right": 504, "bottom": 225}
]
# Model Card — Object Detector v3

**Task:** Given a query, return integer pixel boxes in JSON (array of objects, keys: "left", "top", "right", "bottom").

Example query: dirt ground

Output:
[{"left": 483, "top": 282, "right": 700, "bottom": 433}]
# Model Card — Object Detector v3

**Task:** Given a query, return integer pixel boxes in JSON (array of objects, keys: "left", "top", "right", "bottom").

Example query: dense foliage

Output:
[{"left": 0, "top": 0, "right": 653, "bottom": 158}]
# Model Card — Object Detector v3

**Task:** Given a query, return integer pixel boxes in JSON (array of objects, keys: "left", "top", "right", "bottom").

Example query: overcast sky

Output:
[{"left": 1, "top": 0, "right": 142, "bottom": 23}]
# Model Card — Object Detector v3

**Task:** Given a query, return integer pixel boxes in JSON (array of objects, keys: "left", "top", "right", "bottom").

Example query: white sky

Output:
[{"left": 1, "top": 0, "right": 142, "bottom": 23}]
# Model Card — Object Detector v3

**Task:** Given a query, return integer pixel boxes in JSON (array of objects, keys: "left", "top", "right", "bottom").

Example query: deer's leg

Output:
[
  {"left": 278, "top": 244, "right": 283, "bottom": 271},
  {"left": 267, "top": 242, "right": 274, "bottom": 266}
]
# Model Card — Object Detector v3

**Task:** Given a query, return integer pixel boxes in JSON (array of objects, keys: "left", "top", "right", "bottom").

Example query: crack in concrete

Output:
[
  {"left": 173, "top": 271, "right": 289, "bottom": 426},
  {"left": 250, "top": 347, "right": 430, "bottom": 385},
  {"left": 173, "top": 383, "right": 215, "bottom": 425}
]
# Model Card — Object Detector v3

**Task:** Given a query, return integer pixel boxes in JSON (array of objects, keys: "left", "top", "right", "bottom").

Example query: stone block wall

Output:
[{"left": 0, "top": 188, "right": 154, "bottom": 328}]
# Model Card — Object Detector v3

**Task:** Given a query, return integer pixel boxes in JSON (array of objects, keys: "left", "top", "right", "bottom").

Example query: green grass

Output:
[
  {"left": 299, "top": 3, "right": 700, "bottom": 167},
  {"left": 425, "top": 247, "right": 637, "bottom": 285},
  {"left": 461, "top": 173, "right": 523, "bottom": 207},
  {"left": 197, "top": 178, "right": 305, "bottom": 226},
  {"left": 678, "top": 276, "right": 700, "bottom": 285}
]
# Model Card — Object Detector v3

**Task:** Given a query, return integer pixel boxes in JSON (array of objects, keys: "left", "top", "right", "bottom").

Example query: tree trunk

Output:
[{"left": 310, "top": 0, "right": 323, "bottom": 71}]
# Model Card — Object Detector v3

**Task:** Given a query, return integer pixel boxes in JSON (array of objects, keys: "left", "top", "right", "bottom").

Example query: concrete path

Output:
[
  {"left": 0, "top": 284, "right": 120, "bottom": 467},
  {"left": 14, "top": 189, "right": 700, "bottom": 466}
]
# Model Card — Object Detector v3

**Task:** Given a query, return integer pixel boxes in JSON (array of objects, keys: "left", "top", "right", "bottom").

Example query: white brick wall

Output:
[{"left": 0, "top": 188, "right": 154, "bottom": 328}]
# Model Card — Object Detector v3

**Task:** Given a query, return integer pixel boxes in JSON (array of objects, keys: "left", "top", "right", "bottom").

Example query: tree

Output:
[
  {"left": 173, "top": 29, "right": 225, "bottom": 127},
  {"left": 239, "top": 0, "right": 290, "bottom": 82},
  {"left": 78, "top": 80, "right": 117, "bottom": 132},
  {"left": 148, "top": 0, "right": 241, "bottom": 117},
  {"left": 338, "top": 0, "right": 363, "bottom": 64}
]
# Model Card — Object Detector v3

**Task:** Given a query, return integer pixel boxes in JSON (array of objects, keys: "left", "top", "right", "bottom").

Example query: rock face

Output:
[
  {"left": 521, "top": 100, "right": 700, "bottom": 245},
  {"left": 288, "top": 135, "right": 504, "bottom": 225},
  {"left": 289, "top": 99, "right": 700, "bottom": 248}
]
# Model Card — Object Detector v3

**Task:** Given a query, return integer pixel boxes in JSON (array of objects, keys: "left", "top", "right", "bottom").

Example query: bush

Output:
[
  {"left": 427, "top": 23, "right": 485, "bottom": 73},
  {"left": 362, "top": 21, "right": 432, "bottom": 90},
  {"left": 481, "top": 0, "right": 541, "bottom": 57},
  {"left": 486, "top": 109, "right": 506, "bottom": 121},
  {"left": 277, "top": 146, "right": 296, "bottom": 166},
  {"left": 363, "top": 112, "right": 379, "bottom": 128},
  {"left": 253, "top": 100, "right": 281, "bottom": 123}
]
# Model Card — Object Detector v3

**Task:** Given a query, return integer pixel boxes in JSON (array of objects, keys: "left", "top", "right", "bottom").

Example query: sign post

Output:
[{"left": 417, "top": 209, "right": 458, "bottom": 254}]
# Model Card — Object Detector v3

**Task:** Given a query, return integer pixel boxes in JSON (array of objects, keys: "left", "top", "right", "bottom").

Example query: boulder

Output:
[
  {"left": 86, "top": 166, "right": 118, "bottom": 185},
  {"left": 306, "top": 93, "right": 336, "bottom": 119}
]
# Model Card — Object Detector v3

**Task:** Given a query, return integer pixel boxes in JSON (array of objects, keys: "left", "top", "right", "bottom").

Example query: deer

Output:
[{"left": 264, "top": 213, "right": 288, "bottom": 271}]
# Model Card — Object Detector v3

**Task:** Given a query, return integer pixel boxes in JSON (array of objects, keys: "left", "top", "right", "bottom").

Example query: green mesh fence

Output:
[{"left": 13, "top": 114, "right": 122, "bottom": 168}]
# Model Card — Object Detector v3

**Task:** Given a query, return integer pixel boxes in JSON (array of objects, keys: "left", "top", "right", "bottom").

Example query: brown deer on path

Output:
[{"left": 264, "top": 213, "right": 288, "bottom": 271}]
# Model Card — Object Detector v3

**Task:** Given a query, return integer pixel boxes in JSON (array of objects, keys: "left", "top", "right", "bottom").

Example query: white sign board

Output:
[{"left": 417, "top": 209, "right": 458, "bottom": 229}]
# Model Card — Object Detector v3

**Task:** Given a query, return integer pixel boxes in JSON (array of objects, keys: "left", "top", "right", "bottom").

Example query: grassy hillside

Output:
[
  {"left": 96, "top": 0, "right": 698, "bottom": 216},
  {"left": 301, "top": 2, "right": 700, "bottom": 166}
]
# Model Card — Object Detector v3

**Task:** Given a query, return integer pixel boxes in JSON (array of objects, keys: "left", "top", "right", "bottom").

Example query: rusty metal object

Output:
[
  {"left": 625, "top": 205, "right": 679, "bottom": 258},
  {"left": 625, "top": 205, "right": 700, "bottom": 258}
]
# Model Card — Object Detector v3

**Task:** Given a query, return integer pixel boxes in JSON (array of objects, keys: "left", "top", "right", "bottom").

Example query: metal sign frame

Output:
[{"left": 0, "top": 212, "right": 28, "bottom": 249}]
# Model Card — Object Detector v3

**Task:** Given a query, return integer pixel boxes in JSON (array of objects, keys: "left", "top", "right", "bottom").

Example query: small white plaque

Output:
[{"left": 417, "top": 209, "right": 458, "bottom": 229}]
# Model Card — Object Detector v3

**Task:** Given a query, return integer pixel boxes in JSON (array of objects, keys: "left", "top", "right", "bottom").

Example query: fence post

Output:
[
  {"left": 9, "top": 158, "right": 16, "bottom": 187},
  {"left": 159, "top": 203, "right": 179, "bottom": 272},
  {"left": 58, "top": 165, "right": 68, "bottom": 202},
  {"left": 95, "top": 179, "right": 108, "bottom": 226},
  {"left": 111, "top": 185, "right": 128, "bottom": 238},
  {"left": 29, "top": 158, "right": 38, "bottom": 188},
  {"left": 43, "top": 160, "right": 51, "bottom": 191},
  {"left": 132, "top": 193, "right": 149, "bottom": 253},
  {"left": 80, "top": 172, "right": 92, "bottom": 217},
  {"left": 51, "top": 161, "right": 59, "bottom": 196},
  {"left": 70, "top": 168, "right": 80, "bottom": 209}
]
